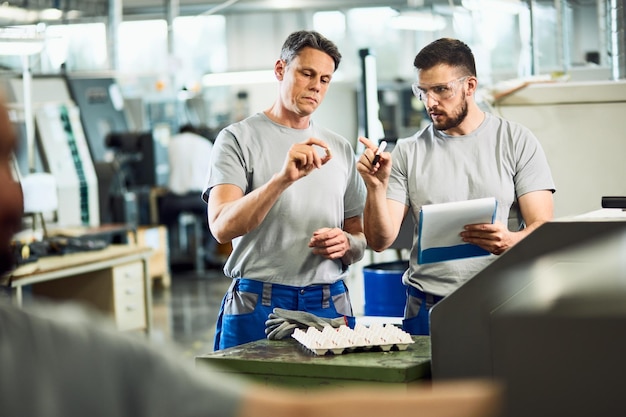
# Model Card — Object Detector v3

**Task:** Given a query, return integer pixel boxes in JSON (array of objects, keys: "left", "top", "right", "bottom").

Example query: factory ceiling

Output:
[
  {"left": 0, "top": 0, "right": 593, "bottom": 28},
  {"left": 0, "top": 0, "right": 560, "bottom": 24},
  {"left": 121, "top": 0, "right": 441, "bottom": 16}
]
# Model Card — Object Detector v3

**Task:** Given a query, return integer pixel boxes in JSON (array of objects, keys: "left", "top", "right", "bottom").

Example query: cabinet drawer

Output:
[{"left": 112, "top": 262, "right": 146, "bottom": 331}]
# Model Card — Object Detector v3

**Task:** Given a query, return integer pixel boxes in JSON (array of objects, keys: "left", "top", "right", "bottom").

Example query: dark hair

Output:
[
  {"left": 178, "top": 123, "right": 215, "bottom": 142},
  {"left": 413, "top": 38, "right": 476, "bottom": 77},
  {"left": 280, "top": 30, "right": 342, "bottom": 71},
  {"left": 179, "top": 123, "right": 196, "bottom": 134}
]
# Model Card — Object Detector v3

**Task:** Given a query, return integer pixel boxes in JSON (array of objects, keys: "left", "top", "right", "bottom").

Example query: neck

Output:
[{"left": 264, "top": 103, "right": 311, "bottom": 130}]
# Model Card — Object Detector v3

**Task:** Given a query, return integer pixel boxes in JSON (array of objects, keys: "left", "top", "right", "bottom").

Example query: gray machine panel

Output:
[
  {"left": 492, "top": 292, "right": 626, "bottom": 417},
  {"left": 65, "top": 75, "right": 129, "bottom": 163},
  {"left": 430, "top": 218, "right": 626, "bottom": 381}
]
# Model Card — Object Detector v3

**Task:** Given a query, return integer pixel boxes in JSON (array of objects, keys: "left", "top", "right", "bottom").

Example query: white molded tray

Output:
[{"left": 291, "top": 323, "right": 414, "bottom": 355}]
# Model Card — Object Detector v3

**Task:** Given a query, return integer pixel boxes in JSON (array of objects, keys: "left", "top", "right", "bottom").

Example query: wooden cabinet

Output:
[
  {"left": 32, "top": 260, "right": 147, "bottom": 332},
  {"left": 128, "top": 225, "right": 171, "bottom": 287},
  {"left": 7, "top": 245, "right": 153, "bottom": 333},
  {"left": 112, "top": 261, "right": 147, "bottom": 331}
]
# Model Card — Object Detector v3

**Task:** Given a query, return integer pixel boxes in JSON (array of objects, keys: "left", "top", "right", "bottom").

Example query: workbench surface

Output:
[{"left": 196, "top": 335, "right": 431, "bottom": 388}]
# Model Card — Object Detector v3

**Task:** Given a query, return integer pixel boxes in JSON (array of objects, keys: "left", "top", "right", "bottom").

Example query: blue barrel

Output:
[{"left": 363, "top": 261, "right": 408, "bottom": 317}]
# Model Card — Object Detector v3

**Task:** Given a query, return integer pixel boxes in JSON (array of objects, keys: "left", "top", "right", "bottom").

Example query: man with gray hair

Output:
[{"left": 203, "top": 30, "right": 366, "bottom": 350}]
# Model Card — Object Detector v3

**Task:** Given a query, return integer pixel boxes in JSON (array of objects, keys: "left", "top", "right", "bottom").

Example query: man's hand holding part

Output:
[{"left": 280, "top": 137, "right": 332, "bottom": 183}]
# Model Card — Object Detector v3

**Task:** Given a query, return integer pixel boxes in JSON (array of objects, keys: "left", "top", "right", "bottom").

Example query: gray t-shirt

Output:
[
  {"left": 203, "top": 113, "right": 365, "bottom": 286},
  {"left": 388, "top": 112, "right": 555, "bottom": 296},
  {"left": 0, "top": 299, "right": 246, "bottom": 417}
]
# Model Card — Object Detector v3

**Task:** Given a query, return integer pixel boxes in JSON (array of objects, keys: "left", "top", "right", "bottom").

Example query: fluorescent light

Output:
[
  {"left": 313, "top": 11, "right": 346, "bottom": 38},
  {"left": 389, "top": 12, "right": 447, "bottom": 32},
  {"left": 0, "top": 5, "right": 39, "bottom": 22},
  {"left": 462, "top": 0, "right": 524, "bottom": 14},
  {"left": 38, "top": 8, "right": 64, "bottom": 21},
  {"left": 65, "top": 10, "right": 83, "bottom": 20},
  {"left": 0, "top": 5, "right": 76, "bottom": 23},
  {"left": 0, "top": 27, "right": 45, "bottom": 56},
  {"left": 202, "top": 70, "right": 276, "bottom": 87}
]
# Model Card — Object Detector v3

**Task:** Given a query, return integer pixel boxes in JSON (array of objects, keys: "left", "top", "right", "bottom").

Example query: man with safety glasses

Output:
[{"left": 357, "top": 38, "right": 555, "bottom": 336}]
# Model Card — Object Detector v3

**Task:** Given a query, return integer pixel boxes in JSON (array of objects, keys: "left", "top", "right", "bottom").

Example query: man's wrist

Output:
[{"left": 341, "top": 231, "right": 366, "bottom": 265}]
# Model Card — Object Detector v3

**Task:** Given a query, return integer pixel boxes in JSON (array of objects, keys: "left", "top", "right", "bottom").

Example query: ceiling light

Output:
[
  {"left": 65, "top": 10, "right": 83, "bottom": 20},
  {"left": 38, "top": 8, "right": 64, "bottom": 21},
  {"left": 389, "top": 11, "right": 447, "bottom": 32},
  {"left": 0, "top": 5, "right": 76, "bottom": 24},
  {"left": 202, "top": 70, "right": 276, "bottom": 87},
  {"left": 0, "top": 5, "right": 38, "bottom": 23},
  {"left": 462, "top": 0, "right": 524, "bottom": 15},
  {"left": 0, "top": 26, "right": 45, "bottom": 56}
]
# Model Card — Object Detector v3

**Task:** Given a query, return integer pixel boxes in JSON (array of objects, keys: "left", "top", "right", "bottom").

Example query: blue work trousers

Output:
[
  {"left": 402, "top": 286, "right": 444, "bottom": 335},
  {"left": 213, "top": 278, "right": 355, "bottom": 351}
]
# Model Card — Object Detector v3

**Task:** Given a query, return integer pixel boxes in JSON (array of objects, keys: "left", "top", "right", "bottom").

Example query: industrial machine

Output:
[
  {"left": 65, "top": 75, "right": 141, "bottom": 225},
  {"left": 430, "top": 213, "right": 626, "bottom": 417},
  {"left": 3, "top": 75, "right": 100, "bottom": 228},
  {"left": 65, "top": 75, "right": 171, "bottom": 226},
  {"left": 2, "top": 73, "right": 173, "bottom": 228},
  {"left": 104, "top": 127, "right": 169, "bottom": 226},
  {"left": 65, "top": 74, "right": 130, "bottom": 164},
  {"left": 493, "top": 80, "right": 626, "bottom": 218},
  {"left": 34, "top": 102, "right": 99, "bottom": 227}
]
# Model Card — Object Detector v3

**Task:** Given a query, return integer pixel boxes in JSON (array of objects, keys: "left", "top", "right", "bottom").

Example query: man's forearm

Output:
[
  {"left": 211, "top": 174, "right": 292, "bottom": 242},
  {"left": 363, "top": 187, "right": 397, "bottom": 252}
]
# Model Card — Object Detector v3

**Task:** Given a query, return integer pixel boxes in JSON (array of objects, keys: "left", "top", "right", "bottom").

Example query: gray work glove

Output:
[
  {"left": 265, "top": 320, "right": 299, "bottom": 340},
  {"left": 265, "top": 308, "right": 347, "bottom": 340}
]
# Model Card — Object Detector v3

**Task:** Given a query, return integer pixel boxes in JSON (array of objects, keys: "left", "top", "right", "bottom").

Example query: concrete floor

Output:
[{"left": 149, "top": 266, "right": 231, "bottom": 362}]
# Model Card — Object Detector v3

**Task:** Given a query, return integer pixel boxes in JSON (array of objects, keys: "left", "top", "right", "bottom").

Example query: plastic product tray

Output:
[{"left": 291, "top": 323, "right": 414, "bottom": 355}]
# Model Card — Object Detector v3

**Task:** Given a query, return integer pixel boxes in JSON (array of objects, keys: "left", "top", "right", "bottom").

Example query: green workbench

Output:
[{"left": 195, "top": 336, "right": 431, "bottom": 389}]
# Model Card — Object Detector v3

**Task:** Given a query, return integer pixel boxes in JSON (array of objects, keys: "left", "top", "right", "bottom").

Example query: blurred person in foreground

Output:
[
  {"left": 203, "top": 30, "right": 366, "bottom": 350},
  {"left": 0, "top": 98, "right": 502, "bottom": 417},
  {"left": 357, "top": 38, "right": 555, "bottom": 336}
]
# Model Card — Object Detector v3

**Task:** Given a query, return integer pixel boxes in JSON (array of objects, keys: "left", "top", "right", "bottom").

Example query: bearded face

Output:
[{"left": 429, "top": 90, "right": 469, "bottom": 132}]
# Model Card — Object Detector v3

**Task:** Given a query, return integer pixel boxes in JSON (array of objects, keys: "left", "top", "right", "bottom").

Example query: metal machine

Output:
[
  {"left": 493, "top": 80, "right": 626, "bottom": 218},
  {"left": 3, "top": 75, "right": 100, "bottom": 228},
  {"left": 430, "top": 214, "right": 626, "bottom": 417},
  {"left": 35, "top": 102, "right": 99, "bottom": 227},
  {"left": 65, "top": 75, "right": 171, "bottom": 226}
]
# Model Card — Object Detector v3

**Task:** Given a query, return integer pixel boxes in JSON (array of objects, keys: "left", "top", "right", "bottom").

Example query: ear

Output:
[
  {"left": 466, "top": 76, "right": 478, "bottom": 96},
  {"left": 274, "top": 59, "right": 285, "bottom": 80}
]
